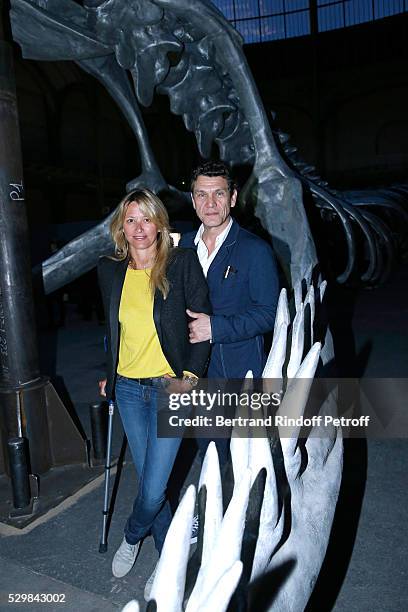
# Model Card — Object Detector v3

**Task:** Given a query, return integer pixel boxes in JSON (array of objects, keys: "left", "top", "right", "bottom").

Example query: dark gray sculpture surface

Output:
[{"left": 10, "top": 0, "right": 407, "bottom": 296}]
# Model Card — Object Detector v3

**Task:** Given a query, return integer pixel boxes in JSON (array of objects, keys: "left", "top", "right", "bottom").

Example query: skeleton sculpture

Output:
[
  {"left": 10, "top": 0, "right": 407, "bottom": 295},
  {"left": 119, "top": 280, "right": 342, "bottom": 611},
  {"left": 8, "top": 0, "right": 399, "bottom": 608}
]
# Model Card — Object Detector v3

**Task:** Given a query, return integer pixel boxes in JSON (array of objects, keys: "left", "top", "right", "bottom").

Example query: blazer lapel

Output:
[
  {"left": 207, "top": 219, "right": 239, "bottom": 276},
  {"left": 153, "top": 249, "right": 177, "bottom": 344},
  {"left": 153, "top": 289, "right": 164, "bottom": 346},
  {"left": 109, "top": 259, "right": 128, "bottom": 363}
]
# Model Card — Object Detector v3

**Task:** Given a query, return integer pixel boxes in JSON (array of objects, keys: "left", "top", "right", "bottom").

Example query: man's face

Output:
[{"left": 191, "top": 175, "right": 237, "bottom": 232}]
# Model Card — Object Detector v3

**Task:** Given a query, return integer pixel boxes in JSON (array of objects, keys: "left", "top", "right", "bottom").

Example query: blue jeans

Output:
[{"left": 115, "top": 375, "right": 182, "bottom": 552}]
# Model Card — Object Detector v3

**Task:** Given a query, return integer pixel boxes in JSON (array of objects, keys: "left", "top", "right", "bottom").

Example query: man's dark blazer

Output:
[
  {"left": 179, "top": 219, "right": 279, "bottom": 378},
  {"left": 98, "top": 248, "right": 211, "bottom": 400}
]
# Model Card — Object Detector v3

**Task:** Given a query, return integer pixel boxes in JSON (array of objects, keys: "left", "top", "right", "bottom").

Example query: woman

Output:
[{"left": 98, "top": 188, "right": 210, "bottom": 583}]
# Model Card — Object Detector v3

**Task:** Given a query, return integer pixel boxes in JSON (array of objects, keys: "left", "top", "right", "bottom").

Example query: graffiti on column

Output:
[{"left": 9, "top": 181, "right": 24, "bottom": 201}]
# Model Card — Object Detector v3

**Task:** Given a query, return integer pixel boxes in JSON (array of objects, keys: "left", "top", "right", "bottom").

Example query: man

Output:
[{"left": 179, "top": 160, "right": 279, "bottom": 464}]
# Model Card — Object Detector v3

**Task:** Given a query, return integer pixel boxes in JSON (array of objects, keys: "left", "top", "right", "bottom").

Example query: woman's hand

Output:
[{"left": 99, "top": 379, "right": 107, "bottom": 397}]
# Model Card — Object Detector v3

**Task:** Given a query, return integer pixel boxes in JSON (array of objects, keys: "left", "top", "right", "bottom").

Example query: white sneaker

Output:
[
  {"left": 190, "top": 514, "right": 199, "bottom": 544},
  {"left": 112, "top": 537, "right": 140, "bottom": 578},
  {"left": 144, "top": 562, "right": 158, "bottom": 602}
]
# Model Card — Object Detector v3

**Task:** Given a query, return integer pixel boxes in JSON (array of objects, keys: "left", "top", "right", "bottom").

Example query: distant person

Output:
[{"left": 97, "top": 189, "right": 210, "bottom": 594}]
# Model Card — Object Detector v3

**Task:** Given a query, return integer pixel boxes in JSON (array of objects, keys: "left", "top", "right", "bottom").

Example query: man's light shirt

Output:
[{"left": 194, "top": 217, "right": 233, "bottom": 277}]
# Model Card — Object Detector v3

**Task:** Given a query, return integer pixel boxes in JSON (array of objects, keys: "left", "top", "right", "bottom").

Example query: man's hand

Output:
[
  {"left": 99, "top": 378, "right": 107, "bottom": 397},
  {"left": 186, "top": 309, "right": 211, "bottom": 343}
]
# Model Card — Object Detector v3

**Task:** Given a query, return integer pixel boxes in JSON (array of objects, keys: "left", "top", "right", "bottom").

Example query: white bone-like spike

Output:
[
  {"left": 186, "top": 469, "right": 252, "bottom": 611},
  {"left": 319, "top": 424, "right": 343, "bottom": 473},
  {"left": 304, "top": 284, "right": 315, "bottom": 345},
  {"left": 277, "top": 342, "right": 321, "bottom": 463},
  {"left": 248, "top": 437, "right": 275, "bottom": 491},
  {"left": 272, "top": 288, "right": 290, "bottom": 339},
  {"left": 262, "top": 322, "right": 288, "bottom": 380},
  {"left": 198, "top": 442, "right": 223, "bottom": 568},
  {"left": 231, "top": 434, "right": 249, "bottom": 485},
  {"left": 230, "top": 372, "right": 253, "bottom": 481},
  {"left": 240, "top": 369, "right": 254, "bottom": 418},
  {"left": 248, "top": 437, "right": 279, "bottom": 580},
  {"left": 306, "top": 408, "right": 343, "bottom": 472},
  {"left": 195, "top": 561, "right": 243, "bottom": 612},
  {"left": 267, "top": 429, "right": 342, "bottom": 612},
  {"left": 254, "top": 511, "right": 284, "bottom": 580},
  {"left": 286, "top": 303, "right": 304, "bottom": 379},
  {"left": 267, "top": 288, "right": 290, "bottom": 382},
  {"left": 294, "top": 281, "right": 302, "bottom": 313},
  {"left": 150, "top": 485, "right": 195, "bottom": 610},
  {"left": 319, "top": 279, "right": 327, "bottom": 303},
  {"left": 120, "top": 601, "right": 140, "bottom": 612}
]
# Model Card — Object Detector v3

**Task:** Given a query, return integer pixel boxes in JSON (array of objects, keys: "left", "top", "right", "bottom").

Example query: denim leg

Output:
[
  {"left": 115, "top": 376, "right": 149, "bottom": 476},
  {"left": 115, "top": 378, "right": 182, "bottom": 552},
  {"left": 142, "top": 390, "right": 182, "bottom": 551}
]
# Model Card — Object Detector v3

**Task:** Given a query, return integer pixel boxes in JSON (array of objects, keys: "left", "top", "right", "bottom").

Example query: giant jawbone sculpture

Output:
[
  {"left": 9, "top": 4, "right": 344, "bottom": 607},
  {"left": 121, "top": 282, "right": 343, "bottom": 612}
]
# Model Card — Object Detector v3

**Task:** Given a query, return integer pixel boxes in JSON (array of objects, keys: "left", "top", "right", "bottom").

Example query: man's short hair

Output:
[{"left": 190, "top": 160, "right": 236, "bottom": 193}]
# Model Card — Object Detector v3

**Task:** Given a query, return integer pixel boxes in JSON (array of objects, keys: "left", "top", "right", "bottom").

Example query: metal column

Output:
[{"left": 0, "top": 5, "right": 101, "bottom": 527}]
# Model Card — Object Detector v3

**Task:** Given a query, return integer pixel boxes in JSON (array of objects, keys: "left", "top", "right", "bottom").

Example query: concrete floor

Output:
[{"left": 0, "top": 264, "right": 407, "bottom": 611}]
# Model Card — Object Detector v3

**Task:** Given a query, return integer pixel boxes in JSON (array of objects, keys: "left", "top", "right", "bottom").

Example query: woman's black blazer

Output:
[{"left": 98, "top": 248, "right": 211, "bottom": 399}]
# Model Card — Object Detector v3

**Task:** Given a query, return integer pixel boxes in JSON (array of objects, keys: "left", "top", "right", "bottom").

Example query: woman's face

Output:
[{"left": 123, "top": 202, "right": 159, "bottom": 257}]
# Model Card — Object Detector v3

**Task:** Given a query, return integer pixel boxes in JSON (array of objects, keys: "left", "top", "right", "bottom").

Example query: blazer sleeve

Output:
[
  {"left": 178, "top": 234, "right": 187, "bottom": 248},
  {"left": 210, "top": 241, "right": 279, "bottom": 344},
  {"left": 182, "top": 249, "right": 211, "bottom": 376},
  {"left": 178, "top": 233, "right": 194, "bottom": 249},
  {"left": 97, "top": 257, "right": 109, "bottom": 316},
  {"left": 97, "top": 257, "right": 113, "bottom": 363}
]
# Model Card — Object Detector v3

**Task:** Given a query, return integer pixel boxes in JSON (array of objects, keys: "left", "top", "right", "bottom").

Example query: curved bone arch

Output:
[{"left": 10, "top": 0, "right": 405, "bottom": 294}]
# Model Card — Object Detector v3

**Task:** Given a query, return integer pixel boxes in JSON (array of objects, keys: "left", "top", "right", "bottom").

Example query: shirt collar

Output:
[{"left": 194, "top": 217, "right": 233, "bottom": 246}]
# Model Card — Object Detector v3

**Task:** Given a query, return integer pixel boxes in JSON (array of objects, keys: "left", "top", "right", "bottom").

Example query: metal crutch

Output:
[{"left": 99, "top": 398, "right": 115, "bottom": 553}]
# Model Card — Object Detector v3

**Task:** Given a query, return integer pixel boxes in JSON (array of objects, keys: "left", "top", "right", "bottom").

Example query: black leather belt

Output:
[
  {"left": 116, "top": 374, "right": 169, "bottom": 387},
  {"left": 133, "top": 377, "right": 166, "bottom": 387}
]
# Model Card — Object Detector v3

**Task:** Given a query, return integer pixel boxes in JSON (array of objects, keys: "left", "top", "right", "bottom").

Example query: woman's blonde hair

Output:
[{"left": 110, "top": 189, "right": 172, "bottom": 298}]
